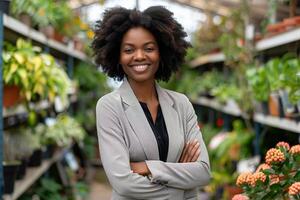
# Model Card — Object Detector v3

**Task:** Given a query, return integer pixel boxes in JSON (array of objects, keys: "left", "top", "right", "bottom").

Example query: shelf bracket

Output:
[{"left": 0, "top": 10, "right": 4, "bottom": 197}]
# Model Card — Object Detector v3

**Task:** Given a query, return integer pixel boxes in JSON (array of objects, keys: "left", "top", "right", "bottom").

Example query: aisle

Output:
[{"left": 89, "top": 168, "right": 112, "bottom": 200}]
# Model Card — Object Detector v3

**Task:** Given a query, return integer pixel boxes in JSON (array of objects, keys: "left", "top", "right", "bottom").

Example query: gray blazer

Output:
[{"left": 96, "top": 79, "right": 211, "bottom": 200}]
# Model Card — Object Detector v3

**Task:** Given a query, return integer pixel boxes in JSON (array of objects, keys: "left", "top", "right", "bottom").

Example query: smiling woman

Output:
[
  {"left": 92, "top": 6, "right": 211, "bottom": 200},
  {"left": 120, "top": 27, "right": 160, "bottom": 84}
]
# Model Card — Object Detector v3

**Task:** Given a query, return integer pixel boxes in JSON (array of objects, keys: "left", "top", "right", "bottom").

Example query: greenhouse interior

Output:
[{"left": 0, "top": 0, "right": 300, "bottom": 199}]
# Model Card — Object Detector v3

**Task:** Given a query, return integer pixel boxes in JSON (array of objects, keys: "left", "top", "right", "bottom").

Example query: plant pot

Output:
[
  {"left": 3, "top": 85, "right": 22, "bottom": 108},
  {"left": 53, "top": 30, "right": 67, "bottom": 43},
  {"left": 39, "top": 25, "right": 55, "bottom": 38},
  {"left": 224, "top": 185, "right": 243, "bottom": 200},
  {"left": 42, "top": 144, "right": 55, "bottom": 159},
  {"left": 3, "top": 162, "right": 20, "bottom": 194},
  {"left": 73, "top": 38, "right": 84, "bottom": 52},
  {"left": 18, "top": 13, "right": 32, "bottom": 27},
  {"left": 28, "top": 149, "right": 42, "bottom": 167},
  {"left": 266, "top": 22, "right": 285, "bottom": 34},
  {"left": 283, "top": 16, "right": 300, "bottom": 29},
  {"left": 0, "top": 0, "right": 10, "bottom": 15},
  {"left": 16, "top": 159, "right": 27, "bottom": 180},
  {"left": 269, "top": 93, "right": 284, "bottom": 118},
  {"left": 278, "top": 90, "right": 295, "bottom": 117}
]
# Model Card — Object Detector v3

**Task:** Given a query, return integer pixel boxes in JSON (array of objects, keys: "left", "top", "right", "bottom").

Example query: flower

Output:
[
  {"left": 236, "top": 172, "right": 252, "bottom": 187},
  {"left": 290, "top": 145, "right": 300, "bottom": 155},
  {"left": 270, "top": 174, "right": 280, "bottom": 185},
  {"left": 232, "top": 194, "right": 249, "bottom": 200},
  {"left": 288, "top": 182, "right": 300, "bottom": 196},
  {"left": 250, "top": 172, "right": 267, "bottom": 186},
  {"left": 255, "top": 163, "right": 270, "bottom": 172},
  {"left": 276, "top": 141, "right": 290, "bottom": 150},
  {"left": 265, "top": 148, "right": 285, "bottom": 165}
]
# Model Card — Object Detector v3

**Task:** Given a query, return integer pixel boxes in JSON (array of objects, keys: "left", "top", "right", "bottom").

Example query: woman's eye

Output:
[
  {"left": 124, "top": 48, "right": 133, "bottom": 53},
  {"left": 145, "top": 47, "right": 154, "bottom": 52}
]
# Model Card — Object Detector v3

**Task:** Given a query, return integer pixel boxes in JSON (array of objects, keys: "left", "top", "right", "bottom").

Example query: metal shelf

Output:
[
  {"left": 254, "top": 113, "right": 300, "bottom": 134},
  {"left": 190, "top": 27, "right": 300, "bottom": 67},
  {"left": 2, "top": 149, "right": 66, "bottom": 200},
  {"left": 194, "top": 97, "right": 300, "bottom": 134},
  {"left": 3, "top": 14, "right": 87, "bottom": 62},
  {"left": 190, "top": 52, "right": 225, "bottom": 68},
  {"left": 256, "top": 27, "right": 300, "bottom": 51},
  {"left": 194, "top": 97, "right": 243, "bottom": 117}
]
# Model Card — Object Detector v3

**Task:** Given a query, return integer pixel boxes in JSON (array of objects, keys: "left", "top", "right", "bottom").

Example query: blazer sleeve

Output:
[
  {"left": 145, "top": 96, "right": 211, "bottom": 190},
  {"left": 96, "top": 97, "right": 176, "bottom": 199}
]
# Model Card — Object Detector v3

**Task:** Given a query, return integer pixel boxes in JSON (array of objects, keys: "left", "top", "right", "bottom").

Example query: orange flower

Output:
[
  {"left": 236, "top": 172, "right": 252, "bottom": 187},
  {"left": 251, "top": 172, "right": 267, "bottom": 186},
  {"left": 255, "top": 163, "right": 270, "bottom": 173},
  {"left": 288, "top": 182, "right": 300, "bottom": 195},
  {"left": 265, "top": 148, "right": 285, "bottom": 165},
  {"left": 232, "top": 194, "right": 249, "bottom": 200},
  {"left": 290, "top": 145, "right": 300, "bottom": 155},
  {"left": 276, "top": 141, "right": 290, "bottom": 150},
  {"left": 270, "top": 174, "right": 280, "bottom": 185}
]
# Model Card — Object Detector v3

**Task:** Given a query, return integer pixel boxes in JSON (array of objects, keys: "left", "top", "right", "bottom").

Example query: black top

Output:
[{"left": 139, "top": 102, "right": 169, "bottom": 162}]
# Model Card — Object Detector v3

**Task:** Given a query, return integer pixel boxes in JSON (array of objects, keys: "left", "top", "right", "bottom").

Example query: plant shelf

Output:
[
  {"left": 2, "top": 149, "right": 66, "bottom": 200},
  {"left": 3, "top": 14, "right": 87, "bottom": 62},
  {"left": 256, "top": 27, "right": 300, "bottom": 51},
  {"left": 3, "top": 100, "right": 50, "bottom": 118},
  {"left": 190, "top": 52, "right": 225, "bottom": 68},
  {"left": 253, "top": 113, "right": 300, "bottom": 134},
  {"left": 194, "top": 97, "right": 243, "bottom": 117}
]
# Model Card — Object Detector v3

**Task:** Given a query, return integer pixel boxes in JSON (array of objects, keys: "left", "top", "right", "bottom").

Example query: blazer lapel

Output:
[
  {"left": 118, "top": 79, "right": 159, "bottom": 160},
  {"left": 156, "top": 84, "right": 184, "bottom": 162}
]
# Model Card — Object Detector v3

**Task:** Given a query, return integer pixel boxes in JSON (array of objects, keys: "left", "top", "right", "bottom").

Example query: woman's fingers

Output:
[
  {"left": 179, "top": 139, "right": 201, "bottom": 163},
  {"left": 179, "top": 142, "right": 189, "bottom": 162},
  {"left": 191, "top": 148, "right": 201, "bottom": 162},
  {"left": 185, "top": 140, "right": 200, "bottom": 162}
]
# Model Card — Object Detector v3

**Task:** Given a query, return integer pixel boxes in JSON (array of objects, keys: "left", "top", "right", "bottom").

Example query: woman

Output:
[{"left": 92, "top": 6, "right": 211, "bottom": 200}]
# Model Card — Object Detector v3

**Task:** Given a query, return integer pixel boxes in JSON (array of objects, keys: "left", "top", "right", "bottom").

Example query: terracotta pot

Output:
[
  {"left": 266, "top": 22, "right": 286, "bottom": 34},
  {"left": 53, "top": 30, "right": 67, "bottom": 44},
  {"left": 3, "top": 85, "right": 22, "bottom": 108},
  {"left": 224, "top": 185, "right": 243, "bottom": 199},
  {"left": 268, "top": 93, "right": 284, "bottom": 118},
  {"left": 283, "top": 16, "right": 300, "bottom": 28}
]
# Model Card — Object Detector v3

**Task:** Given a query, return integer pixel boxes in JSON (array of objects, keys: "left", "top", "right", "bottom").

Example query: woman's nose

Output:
[{"left": 134, "top": 49, "right": 145, "bottom": 60}]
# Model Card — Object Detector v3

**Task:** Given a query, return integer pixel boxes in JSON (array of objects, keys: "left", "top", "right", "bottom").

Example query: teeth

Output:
[{"left": 132, "top": 65, "right": 148, "bottom": 72}]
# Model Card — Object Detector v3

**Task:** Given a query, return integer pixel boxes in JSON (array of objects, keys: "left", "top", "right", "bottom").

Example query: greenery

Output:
[
  {"left": 10, "top": 0, "right": 73, "bottom": 29},
  {"left": 3, "top": 39, "right": 71, "bottom": 105},
  {"left": 42, "top": 114, "right": 86, "bottom": 147},
  {"left": 235, "top": 142, "right": 300, "bottom": 200},
  {"left": 208, "top": 120, "right": 254, "bottom": 193},
  {"left": 212, "top": 83, "right": 243, "bottom": 105},
  {"left": 246, "top": 66, "right": 271, "bottom": 102}
]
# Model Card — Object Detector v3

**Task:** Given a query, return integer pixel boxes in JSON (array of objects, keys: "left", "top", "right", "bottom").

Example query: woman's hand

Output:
[
  {"left": 179, "top": 139, "right": 200, "bottom": 163},
  {"left": 130, "top": 162, "right": 150, "bottom": 176}
]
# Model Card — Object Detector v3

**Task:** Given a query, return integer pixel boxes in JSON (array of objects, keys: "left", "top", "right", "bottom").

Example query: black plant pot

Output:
[
  {"left": 42, "top": 144, "right": 55, "bottom": 159},
  {"left": 0, "top": 0, "right": 10, "bottom": 14},
  {"left": 16, "top": 159, "right": 27, "bottom": 180},
  {"left": 261, "top": 101, "right": 269, "bottom": 115},
  {"left": 3, "top": 163, "right": 19, "bottom": 194},
  {"left": 28, "top": 149, "right": 42, "bottom": 167}
]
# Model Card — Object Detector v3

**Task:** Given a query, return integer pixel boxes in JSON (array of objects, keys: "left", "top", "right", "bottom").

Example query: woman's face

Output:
[{"left": 120, "top": 26, "right": 160, "bottom": 84}]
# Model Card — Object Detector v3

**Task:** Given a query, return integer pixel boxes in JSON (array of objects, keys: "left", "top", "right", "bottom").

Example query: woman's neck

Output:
[{"left": 128, "top": 78, "right": 157, "bottom": 103}]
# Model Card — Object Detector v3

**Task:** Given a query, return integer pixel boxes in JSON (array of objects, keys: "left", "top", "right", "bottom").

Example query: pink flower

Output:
[
  {"left": 232, "top": 194, "right": 249, "bottom": 200},
  {"left": 289, "top": 182, "right": 300, "bottom": 196},
  {"left": 276, "top": 141, "right": 290, "bottom": 150},
  {"left": 265, "top": 148, "right": 285, "bottom": 165}
]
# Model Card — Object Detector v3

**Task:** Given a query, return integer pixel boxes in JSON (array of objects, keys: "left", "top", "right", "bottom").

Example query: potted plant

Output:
[
  {"left": 3, "top": 131, "right": 21, "bottom": 194},
  {"left": 0, "top": 0, "right": 11, "bottom": 14},
  {"left": 5, "top": 128, "right": 36, "bottom": 179},
  {"left": 234, "top": 142, "right": 300, "bottom": 200},
  {"left": 3, "top": 39, "right": 71, "bottom": 109},
  {"left": 246, "top": 66, "right": 271, "bottom": 115}
]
